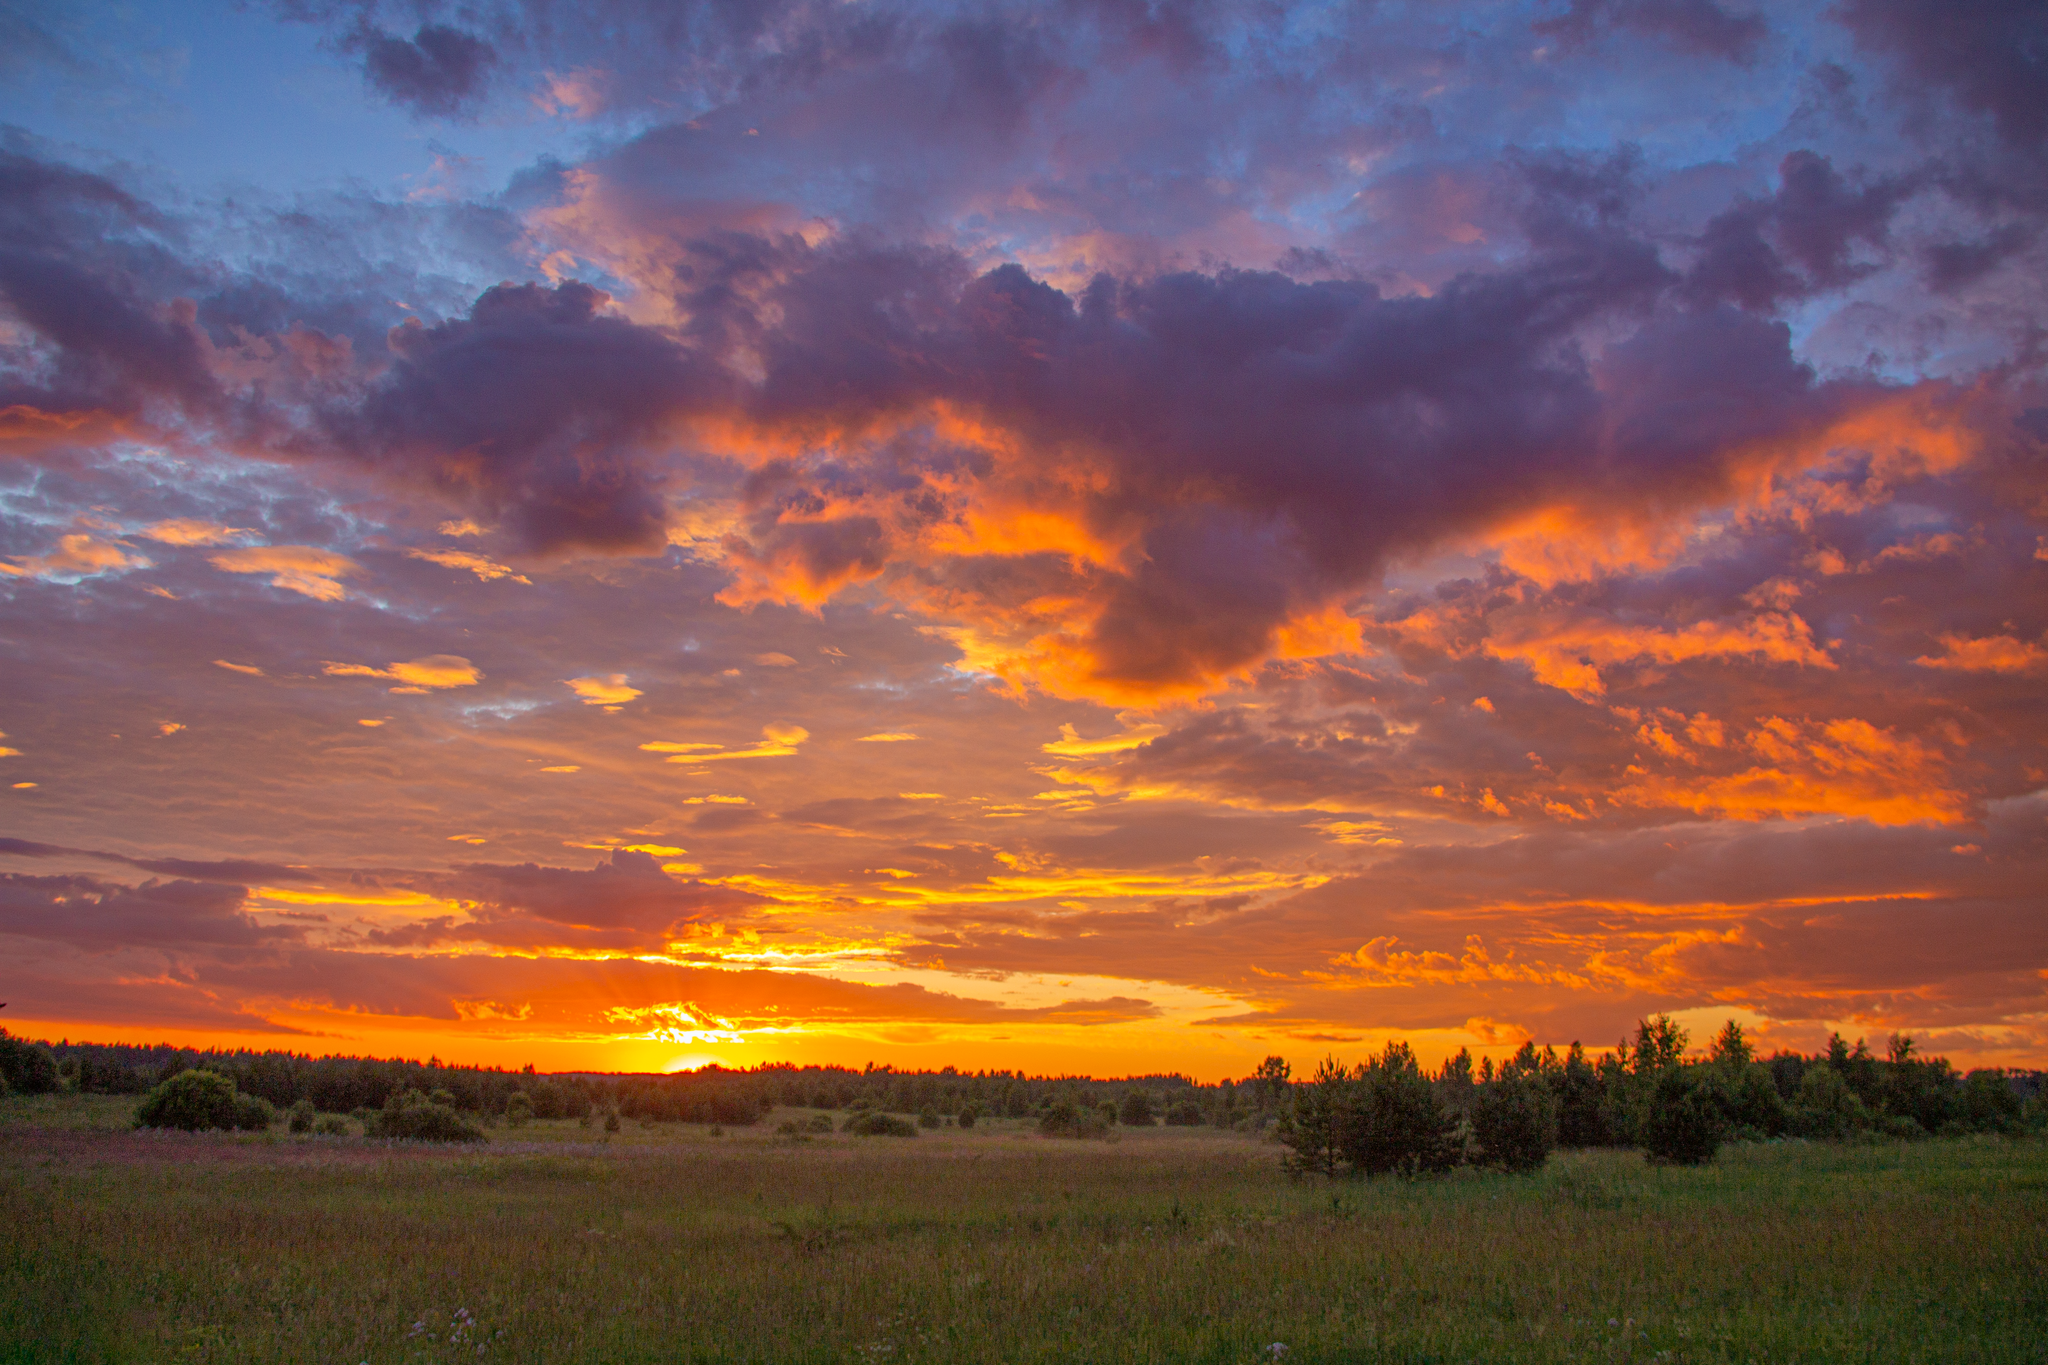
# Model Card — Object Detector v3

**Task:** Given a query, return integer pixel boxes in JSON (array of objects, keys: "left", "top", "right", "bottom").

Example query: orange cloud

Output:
[
  {"left": 1481, "top": 606, "right": 1833, "bottom": 697},
  {"left": 406, "top": 548, "right": 531, "bottom": 583},
  {"left": 141, "top": 519, "right": 256, "bottom": 546},
  {"left": 1617, "top": 716, "right": 1969, "bottom": 825},
  {"left": 1, "top": 534, "right": 150, "bottom": 581},
  {"left": 642, "top": 724, "right": 809, "bottom": 762},
  {"left": 565, "top": 675, "right": 643, "bottom": 705},
  {"left": 209, "top": 546, "right": 360, "bottom": 600},
  {"left": 1914, "top": 634, "right": 2046, "bottom": 674},
  {"left": 323, "top": 656, "right": 484, "bottom": 689}
]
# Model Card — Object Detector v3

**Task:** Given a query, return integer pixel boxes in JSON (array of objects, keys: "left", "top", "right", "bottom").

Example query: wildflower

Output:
[{"left": 1266, "top": 1345, "right": 1289, "bottom": 1358}]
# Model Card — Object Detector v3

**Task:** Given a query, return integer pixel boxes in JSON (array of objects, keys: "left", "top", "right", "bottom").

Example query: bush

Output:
[
  {"left": 1962, "top": 1071, "right": 2023, "bottom": 1133},
  {"left": 369, "top": 1089, "right": 486, "bottom": 1143},
  {"left": 505, "top": 1093, "right": 535, "bottom": 1128},
  {"left": 0, "top": 1031, "right": 59, "bottom": 1095},
  {"left": 603, "top": 1107, "right": 621, "bottom": 1133},
  {"left": 135, "top": 1070, "right": 243, "bottom": 1131},
  {"left": 288, "top": 1098, "right": 316, "bottom": 1133},
  {"left": 1038, "top": 1101, "right": 1111, "bottom": 1139},
  {"left": 1471, "top": 1074, "right": 1557, "bottom": 1173},
  {"left": 956, "top": 1103, "right": 979, "bottom": 1129},
  {"left": 918, "top": 1108, "right": 942, "bottom": 1129},
  {"left": 233, "top": 1093, "right": 276, "bottom": 1130},
  {"left": 843, "top": 1111, "right": 918, "bottom": 1137},
  {"left": 1339, "top": 1043, "right": 1460, "bottom": 1176},
  {"left": 313, "top": 1114, "right": 350, "bottom": 1136},
  {"left": 1165, "top": 1099, "right": 1204, "bottom": 1126},
  {"left": 1642, "top": 1068, "right": 1723, "bottom": 1165},
  {"left": 1718, "top": 1064, "right": 1789, "bottom": 1139},
  {"left": 1279, "top": 1057, "right": 1351, "bottom": 1177},
  {"left": 1790, "top": 1066, "right": 1869, "bottom": 1140},
  {"left": 1118, "top": 1090, "right": 1157, "bottom": 1126}
]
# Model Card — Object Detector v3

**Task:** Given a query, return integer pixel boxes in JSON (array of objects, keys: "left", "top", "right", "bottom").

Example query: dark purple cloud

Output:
[
  {"left": 1538, "top": 0, "right": 1769, "bottom": 64},
  {"left": 1840, "top": 0, "right": 2048, "bottom": 150},
  {"left": 1686, "top": 152, "right": 1909, "bottom": 309},
  {"left": 0, "top": 873, "right": 300, "bottom": 952},
  {"left": 0, "top": 143, "right": 220, "bottom": 435},
  {"left": 431, "top": 849, "right": 764, "bottom": 937},
  {"left": 358, "top": 24, "right": 496, "bottom": 117},
  {"left": 325, "top": 280, "right": 710, "bottom": 553}
]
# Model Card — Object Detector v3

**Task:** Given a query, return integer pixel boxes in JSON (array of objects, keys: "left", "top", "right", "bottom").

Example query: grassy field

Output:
[{"left": 1, "top": 1094, "right": 2043, "bottom": 1364}]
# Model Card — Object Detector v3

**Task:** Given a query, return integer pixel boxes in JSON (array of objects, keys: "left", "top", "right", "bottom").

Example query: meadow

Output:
[{"left": 2, "top": 1093, "right": 2043, "bottom": 1364}]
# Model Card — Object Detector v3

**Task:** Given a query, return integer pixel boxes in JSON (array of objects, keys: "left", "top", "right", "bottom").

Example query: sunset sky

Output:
[{"left": 2, "top": 0, "right": 2044, "bottom": 1078}]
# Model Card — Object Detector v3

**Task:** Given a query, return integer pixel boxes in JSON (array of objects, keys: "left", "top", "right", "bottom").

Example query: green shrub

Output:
[
  {"left": 1278, "top": 1057, "right": 1351, "bottom": 1177},
  {"left": 1117, "top": 1090, "right": 1157, "bottom": 1126},
  {"left": 1718, "top": 1064, "right": 1789, "bottom": 1139},
  {"left": 806, "top": 1113, "right": 834, "bottom": 1133},
  {"left": 0, "top": 1030, "right": 60, "bottom": 1095},
  {"left": 918, "top": 1108, "right": 942, "bottom": 1129},
  {"left": 1962, "top": 1071, "right": 2022, "bottom": 1133},
  {"left": 956, "top": 1103, "right": 979, "bottom": 1129},
  {"left": 843, "top": 1111, "right": 918, "bottom": 1137},
  {"left": 1643, "top": 1068, "right": 1723, "bottom": 1165},
  {"left": 313, "top": 1114, "right": 349, "bottom": 1136},
  {"left": 506, "top": 1093, "right": 535, "bottom": 1128},
  {"left": 1338, "top": 1043, "right": 1461, "bottom": 1176},
  {"left": 1038, "top": 1101, "right": 1111, "bottom": 1140},
  {"left": 1471, "top": 1074, "right": 1557, "bottom": 1173},
  {"left": 369, "top": 1089, "right": 486, "bottom": 1143},
  {"left": 233, "top": 1092, "right": 276, "bottom": 1130},
  {"left": 1790, "top": 1066, "right": 1869, "bottom": 1140},
  {"left": 1164, "top": 1099, "right": 1204, "bottom": 1126},
  {"left": 603, "top": 1107, "right": 621, "bottom": 1133},
  {"left": 135, "top": 1070, "right": 244, "bottom": 1131},
  {"left": 288, "top": 1098, "right": 316, "bottom": 1133}
]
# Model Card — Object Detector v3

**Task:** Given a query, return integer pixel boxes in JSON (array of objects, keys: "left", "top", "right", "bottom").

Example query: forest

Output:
[{"left": 3, "top": 1019, "right": 2038, "bottom": 1169}]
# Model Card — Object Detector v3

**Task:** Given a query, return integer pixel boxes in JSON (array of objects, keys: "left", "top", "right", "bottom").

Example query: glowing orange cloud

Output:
[
  {"left": 642, "top": 724, "right": 808, "bottom": 761},
  {"left": 1617, "top": 716, "right": 1969, "bottom": 825},
  {"left": 209, "top": 546, "right": 360, "bottom": 600},
  {"left": 1914, "top": 634, "right": 2046, "bottom": 674},
  {"left": 323, "top": 656, "right": 483, "bottom": 690}
]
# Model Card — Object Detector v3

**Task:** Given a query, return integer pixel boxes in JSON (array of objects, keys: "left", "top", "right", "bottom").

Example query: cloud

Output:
[
  {"left": 641, "top": 724, "right": 809, "bottom": 762},
  {"left": 326, "top": 280, "right": 698, "bottom": 554},
  {"left": 0, "top": 872, "right": 301, "bottom": 952},
  {"left": 752, "top": 652, "right": 797, "bottom": 666},
  {"left": 1537, "top": 0, "right": 1769, "bottom": 63},
  {"left": 856, "top": 732, "right": 919, "bottom": 742},
  {"left": 141, "top": 519, "right": 256, "bottom": 546},
  {"left": 413, "top": 849, "right": 764, "bottom": 942},
  {"left": 0, "top": 534, "right": 149, "bottom": 581},
  {"left": 1913, "top": 634, "right": 2046, "bottom": 674},
  {"left": 208, "top": 546, "right": 360, "bottom": 601},
  {"left": 323, "top": 655, "right": 483, "bottom": 689},
  {"left": 1839, "top": 0, "right": 2048, "bottom": 150},
  {"left": 405, "top": 548, "right": 531, "bottom": 583},
  {"left": 356, "top": 24, "right": 496, "bottom": 118},
  {"left": 565, "top": 674, "right": 643, "bottom": 705},
  {"left": 212, "top": 660, "right": 263, "bottom": 675},
  {"left": 1042, "top": 723, "right": 1167, "bottom": 756}
]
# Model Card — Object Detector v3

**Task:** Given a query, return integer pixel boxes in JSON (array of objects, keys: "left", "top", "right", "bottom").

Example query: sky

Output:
[{"left": 1, "top": 0, "right": 2044, "bottom": 1079}]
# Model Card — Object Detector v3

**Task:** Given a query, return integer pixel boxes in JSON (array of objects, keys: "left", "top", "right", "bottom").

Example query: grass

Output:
[{"left": 1, "top": 1094, "right": 2043, "bottom": 1363}]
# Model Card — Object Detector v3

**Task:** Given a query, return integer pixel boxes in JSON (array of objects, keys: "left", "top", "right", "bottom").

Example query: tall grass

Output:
[{"left": 1, "top": 1096, "right": 2043, "bottom": 1363}]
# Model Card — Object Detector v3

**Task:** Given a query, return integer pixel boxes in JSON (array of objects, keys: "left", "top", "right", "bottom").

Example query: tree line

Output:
[
  {"left": 3, "top": 1022, "right": 2039, "bottom": 1162},
  {"left": 1274, "top": 1018, "right": 2043, "bottom": 1176}
]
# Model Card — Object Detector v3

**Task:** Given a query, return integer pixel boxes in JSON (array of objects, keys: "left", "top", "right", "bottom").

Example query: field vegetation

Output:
[
  {"left": 2, "top": 1092, "right": 2044, "bottom": 1363},
  {"left": 2, "top": 1023, "right": 2044, "bottom": 1362}
]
